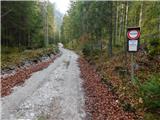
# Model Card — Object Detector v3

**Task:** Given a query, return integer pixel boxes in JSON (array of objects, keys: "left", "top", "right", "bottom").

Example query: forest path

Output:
[{"left": 2, "top": 48, "right": 86, "bottom": 120}]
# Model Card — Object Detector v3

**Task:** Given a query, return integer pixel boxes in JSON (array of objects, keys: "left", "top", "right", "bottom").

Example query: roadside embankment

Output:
[
  {"left": 78, "top": 57, "right": 136, "bottom": 120},
  {"left": 1, "top": 47, "right": 60, "bottom": 96}
]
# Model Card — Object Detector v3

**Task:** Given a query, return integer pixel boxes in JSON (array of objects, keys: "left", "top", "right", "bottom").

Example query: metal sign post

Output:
[
  {"left": 127, "top": 27, "right": 140, "bottom": 81},
  {"left": 131, "top": 53, "right": 134, "bottom": 81}
]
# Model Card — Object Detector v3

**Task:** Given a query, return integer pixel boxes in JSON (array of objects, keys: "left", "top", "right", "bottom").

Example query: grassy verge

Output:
[
  {"left": 82, "top": 49, "right": 160, "bottom": 120},
  {"left": 1, "top": 45, "right": 59, "bottom": 70}
]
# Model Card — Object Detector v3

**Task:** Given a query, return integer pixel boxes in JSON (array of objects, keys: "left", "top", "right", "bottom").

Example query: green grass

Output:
[
  {"left": 1, "top": 45, "right": 58, "bottom": 69},
  {"left": 139, "top": 74, "right": 160, "bottom": 111},
  {"left": 144, "top": 112, "right": 160, "bottom": 120}
]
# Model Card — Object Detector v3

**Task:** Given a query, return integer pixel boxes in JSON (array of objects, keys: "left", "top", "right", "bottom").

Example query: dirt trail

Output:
[{"left": 1, "top": 48, "right": 86, "bottom": 120}]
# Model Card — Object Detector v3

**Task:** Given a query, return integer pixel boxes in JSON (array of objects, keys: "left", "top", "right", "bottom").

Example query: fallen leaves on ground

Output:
[
  {"left": 84, "top": 51, "right": 160, "bottom": 119},
  {"left": 78, "top": 58, "right": 136, "bottom": 120},
  {"left": 1, "top": 54, "right": 60, "bottom": 97}
]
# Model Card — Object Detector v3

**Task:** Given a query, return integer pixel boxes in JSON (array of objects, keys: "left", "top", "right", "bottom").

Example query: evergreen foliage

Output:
[
  {"left": 1, "top": 1, "right": 57, "bottom": 50},
  {"left": 140, "top": 74, "right": 160, "bottom": 111},
  {"left": 61, "top": 1, "right": 160, "bottom": 57}
]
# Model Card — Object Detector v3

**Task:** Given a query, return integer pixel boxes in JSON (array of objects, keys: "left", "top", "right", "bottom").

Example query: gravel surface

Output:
[
  {"left": 1, "top": 48, "right": 86, "bottom": 120},
  {"left": 1, "top": 54, "right": 59, "bottom": 96}
]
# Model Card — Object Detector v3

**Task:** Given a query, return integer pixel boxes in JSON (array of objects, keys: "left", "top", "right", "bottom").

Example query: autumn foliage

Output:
[
  {"left": 78, "top": 58, "right": 136, "bottom": 120},
  {"left": 1, "top": 54, "right": 60, "bottom": 96}
]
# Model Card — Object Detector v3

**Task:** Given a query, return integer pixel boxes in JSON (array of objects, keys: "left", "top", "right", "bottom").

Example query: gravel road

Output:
[{"left": 1, "top": 48, "right": 86, "bottom": 120}]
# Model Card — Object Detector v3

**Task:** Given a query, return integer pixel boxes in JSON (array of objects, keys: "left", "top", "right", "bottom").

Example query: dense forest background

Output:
[
  {"left": 61, "top": 1, "right": 160, "bottom": 119},
  {"left": 1, "top": 1, "right": 62, "bottom": 50},
  {"left": 1, "top": 1, "right": 160, "bottom": 119},
  {"left": 61, "top": 1, "right": 160, "bottom": 56},
  {"left": 1, "top": 1, "right": 64, "bottom": 69}
]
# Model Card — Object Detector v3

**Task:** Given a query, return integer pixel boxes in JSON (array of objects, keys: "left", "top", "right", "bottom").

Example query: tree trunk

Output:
[
  {"left": 113, "top": 1, "right": 117, "bottom": 46},
  {"left": 28, "top": 31, "right": 30, "bottom": 47},
  {"left": 139, "top": 2, "right": 143, "bottom": 27},
  {"left": 108, "top": 2, "right": 113, "bottom": 57},
  {"left": 124, "top": 2, "right": 128, "bottom": 52},
  {"left": 115, "top": 3, "right": 119, "bottom": 46},
  {"left": 124, "top": 1, "right": 128, "bottom": 65},
  {"left": 18, "top": 30, "right": 21, "bottom": 49}
]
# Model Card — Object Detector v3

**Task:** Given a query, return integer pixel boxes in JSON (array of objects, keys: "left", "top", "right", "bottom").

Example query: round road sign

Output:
[{"left": 127, "top": 30, "right": 140, "bottom": 39}]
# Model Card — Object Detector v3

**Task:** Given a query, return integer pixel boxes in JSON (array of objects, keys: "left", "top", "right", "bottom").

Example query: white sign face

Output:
[
  {"left": 128, "top": 40, "right": 138, "bottom": 51},
  {"left": 128, "top": 30, "right": 139, "bottom": 39}
]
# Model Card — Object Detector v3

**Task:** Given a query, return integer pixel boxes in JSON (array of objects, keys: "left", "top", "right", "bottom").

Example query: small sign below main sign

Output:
[
  {"left": 128, "top": 40, "right": 138, "bottom": 51},
  {"left": 127, "top": 27, "right": 140, "bottom": 52}
]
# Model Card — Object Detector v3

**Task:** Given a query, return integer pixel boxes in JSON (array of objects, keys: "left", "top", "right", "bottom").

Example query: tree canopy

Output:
[
  {"left": 61, "top": 1, "right": 160, "bottom": 56},
  {"left": 1, "top": 1, "right": 58, "bottom": 50}
]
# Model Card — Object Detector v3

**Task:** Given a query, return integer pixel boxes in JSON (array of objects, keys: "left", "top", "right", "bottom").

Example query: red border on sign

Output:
[{"left": 127, "top": 30, "right": 140, "bottom": 39}]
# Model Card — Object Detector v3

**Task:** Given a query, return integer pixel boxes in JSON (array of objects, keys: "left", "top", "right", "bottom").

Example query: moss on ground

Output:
[
  {"left": 83, "top": 51, "right": 160, "bottom": 120},
  {"left": 1, "top": 45, "right": 59, "bottom": 69}
]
